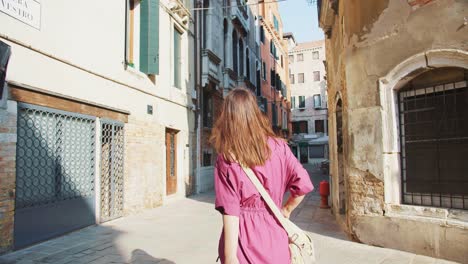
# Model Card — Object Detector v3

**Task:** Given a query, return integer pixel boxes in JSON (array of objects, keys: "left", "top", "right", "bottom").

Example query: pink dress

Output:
[{"left": 215, "top": 137, "right": 314, "bottom": 264}]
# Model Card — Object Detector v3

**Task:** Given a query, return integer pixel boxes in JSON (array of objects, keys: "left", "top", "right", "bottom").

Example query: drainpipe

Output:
[{"left": 194, "top": 0, "right": 203, "bottom": 194}]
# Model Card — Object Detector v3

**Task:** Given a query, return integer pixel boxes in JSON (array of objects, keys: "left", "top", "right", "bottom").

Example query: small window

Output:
[
  {"left": 313, "top": 94, "right": 321, "bottom": 109},
  {"left": 289, "top": 55, "right": 294, "bottom": 63},
  {"left": 297, "top": 53, "right": 304, "bottom": 61},
  {"left": 203, "top": 148, "right": 213, "bottom": 167},
  {"left": 315, "top": 120, "right": 325, "bottom": 133},
  {"left": 290, "top": 74, "right": 295, "bottom": 84},
  {"left": 203, "top": 90, "right": 213, "bottom": 128},
  {"left": 298, "top": 96, "right": 305, "bottom": 108},
  {"left": 273, "top": 15, "right": 279, "bottom": 31},
  {"left": 260, "top": 26, "right": 265, "bottom": 43},
  {"left": 312, "top": 51, "right": 319, "bottom": 60},
  {"left": 262, "top": 62, "right": 267, "bottom": 80},
  {"left": 125, "top": 0, "right": 137, "bottom": 68},
  {"left": 291, "top": 96, "right": 296, "bottom": 109},
  {"left": 292, "top": 121, "right": 308, "bottom": 134},
  {"left": 313, "top": 71, "right": 320, "bottom": 82},
  {"left": 298, "top": 73, "right": 304, "bottom": 83}
]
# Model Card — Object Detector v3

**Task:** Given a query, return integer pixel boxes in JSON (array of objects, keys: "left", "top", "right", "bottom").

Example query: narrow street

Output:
[{"left": 0, "top": 166, "right": 457, "bottom": 264}]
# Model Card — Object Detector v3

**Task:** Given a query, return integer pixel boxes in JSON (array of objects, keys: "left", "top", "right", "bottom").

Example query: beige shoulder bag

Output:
[{"left": 240, "top": 165, "right": 316, "bottom": 264}]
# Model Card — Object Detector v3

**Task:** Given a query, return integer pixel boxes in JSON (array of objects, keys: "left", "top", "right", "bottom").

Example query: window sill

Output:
[{"left": 384, "top": 203, "right": 468, "bottom": 229}]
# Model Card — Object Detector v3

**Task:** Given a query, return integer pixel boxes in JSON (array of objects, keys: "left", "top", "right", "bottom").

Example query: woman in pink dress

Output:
[{"left": 210, "top": 88, "right": 314, "bottom": 264}]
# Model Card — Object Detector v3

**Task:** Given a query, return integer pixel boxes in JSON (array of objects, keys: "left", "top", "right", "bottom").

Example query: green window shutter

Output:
[
  {"left": 291, "top": 96, "right": 296, "bottom": 109},
  {"left": 174, "top": 28, "right": 182, "bottom": 88},
  {"left": 140, "top": 0, "right": 159, "bottom": 74}
]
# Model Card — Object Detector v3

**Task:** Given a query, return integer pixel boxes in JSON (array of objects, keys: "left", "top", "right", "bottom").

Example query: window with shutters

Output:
[
  {"left": 289, "top": 55, "right": 294, "bottom": 63},
  {"left": 232, "top": 30, "right": 238, "bottom": 74},
  {"left": 260, "top": 26, "right": 265, "bottom": 43},
  {"left": 312, "top": 51, "right": 319, "bottom": 60},
  {"left": 173, "top": 27, "right": 182, "bottom": 88},
  {"left": 125, "top": 0, "right": 138, "bottom": 68},
  {"left": 313, "top": 71, "right": 320, "bottom": 82},
  {"left": 298, "top": 73, "right": 304, "bottom": 83},
  {"left": 297, "top": 53, "right": 304, "bottom": 62},
  {"left": 273, "top": 15, "right": 279, "bottom": 32},
  {"left": 262, "top": 62, "right": 266, "bottom": 80},
  {"left": 203, "top": 90, "right": 213, "bottom": 128},
  {"left": 291, "top": 96, "right": 296, "bottom": 109},
  {"left": 290, "top": 74, "right": 294, "bottom": 84},
  {"left": 315, "top": 120, "right": 325, "bottom": 133},
  {"left": 140, "top": 0, "right": 160, "bottom": 75},
  {"left": 298, "top": 96, "right": 305, "bottom": 108},
  {"left": 271, "top": 69, "right": 275, "bottom": 88},
  {"left": 313, "top": 94, "right": 321, "bottom": 109},
  {"left": 292, "top": 121, "right": 308, "bottom": 134}
]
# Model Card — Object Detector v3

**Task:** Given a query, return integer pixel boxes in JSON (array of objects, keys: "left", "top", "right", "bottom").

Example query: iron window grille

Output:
[{"left": 398, "top": 80, "right": 468, "bottom": 210}]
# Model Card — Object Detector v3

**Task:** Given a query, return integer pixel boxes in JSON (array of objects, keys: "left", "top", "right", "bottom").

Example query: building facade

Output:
[
  {"left": 195, "top": 0, "right": 291, "bottom": 192},
  {"left": 285, "top": 36, "right": 328, "bottom": 164},
  {"left": 258, "top": 0, "right": 290, "bottom": 138},
  {"left": 319, "top": 0, "right": 468, "bottom": 262},
  {"left": 0, "top": 0, "right": 194, "bottom": 252}
]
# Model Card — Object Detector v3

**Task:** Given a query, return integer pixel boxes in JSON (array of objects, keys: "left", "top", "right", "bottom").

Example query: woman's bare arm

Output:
[
  {"left": 223, "top": 214, "right": 240, "bottom": 264},
  {"left": 282, "top": 194, "right": 306, "bottom": 218}
]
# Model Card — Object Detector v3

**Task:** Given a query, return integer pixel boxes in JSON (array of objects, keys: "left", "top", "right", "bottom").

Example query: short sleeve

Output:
[
  {"left": 214, "top": 157, "right": 240, "bottom": 216},
  {"left": 284, "top": 143, "right": 314, "bottom": 197}
]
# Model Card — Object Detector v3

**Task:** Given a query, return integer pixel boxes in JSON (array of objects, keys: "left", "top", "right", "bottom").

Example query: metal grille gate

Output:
[
  {"left": 100, "top": 120, "right": 124, "bottom": 222},
  {"left": 15, "top": 103, "right": 96, "bottom": 249}
]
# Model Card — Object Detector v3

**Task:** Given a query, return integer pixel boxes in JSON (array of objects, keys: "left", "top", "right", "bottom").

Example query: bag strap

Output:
[{"left": 240, "top": 165, "right": 291, "bottom": 233}]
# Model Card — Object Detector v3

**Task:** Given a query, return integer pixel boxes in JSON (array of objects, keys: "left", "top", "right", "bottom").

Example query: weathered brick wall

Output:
[
  {"left": 0, "top": 102, "right": 17, "bottom": 254},
  {"left": 123, "top": 117, "right": 165, "bottom": 214},
  {"left": 347, "top": 169, "right": 384, "bottom": 217}
]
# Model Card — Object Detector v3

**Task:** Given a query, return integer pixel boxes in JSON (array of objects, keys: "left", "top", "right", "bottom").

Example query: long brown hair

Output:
[{"left": 210, "top": 88, "right": 277, "bottom": 167}]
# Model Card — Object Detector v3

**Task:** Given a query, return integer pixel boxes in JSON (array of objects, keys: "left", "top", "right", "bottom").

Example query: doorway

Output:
[
  {"left": 166, "top": 128, "right": 178, "bottom": 195},
  {"left": 299, "top": 145, "right": 308, "bottom": 163}
]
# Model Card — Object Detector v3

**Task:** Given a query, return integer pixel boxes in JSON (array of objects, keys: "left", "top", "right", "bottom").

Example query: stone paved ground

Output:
[{"left": 0, "top": 165, "right": 460, "bottom": 264}]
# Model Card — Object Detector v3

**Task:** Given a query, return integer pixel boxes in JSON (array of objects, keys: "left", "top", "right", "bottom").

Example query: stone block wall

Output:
[
  {"left": 0, "top": 101, "right": 17, "bottom": 254},
  {"left": 123, "top": 117, "right": 165, "bottom": 214}
]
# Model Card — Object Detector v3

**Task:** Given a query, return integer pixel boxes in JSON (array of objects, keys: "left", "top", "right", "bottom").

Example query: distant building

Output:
[
  {"left": 319, "top": 0, "right": 468, "bottom": 262},
  {"left": 195, "top": 0, "right": 291, "bottom": 192},
  {"left": 285, "top": 35, "right": 328, "bottom": 164}
]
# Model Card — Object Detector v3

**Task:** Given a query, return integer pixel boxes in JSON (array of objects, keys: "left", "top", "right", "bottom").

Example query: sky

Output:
[{"left": 278, "top": 0, "right": 324, "bottom": 43}]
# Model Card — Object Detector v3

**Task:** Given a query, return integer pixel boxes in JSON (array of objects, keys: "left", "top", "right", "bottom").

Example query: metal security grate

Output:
[
  {"left": 100, "top": 120, "right": 125, "bottom": 222},
  {"left": 399, "top": 80, "right": 468, "bottom": 210},
  {"left": 16, "top": 104, "right": 96, "bottom": 209}
]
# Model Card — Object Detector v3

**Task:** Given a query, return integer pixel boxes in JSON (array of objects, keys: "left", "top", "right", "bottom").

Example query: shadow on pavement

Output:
[
  {"left": 0, "top": 224, "right": 177, "bottom": 264},
  {"left": 130, "top": 249, "right": 176, "bottom": 264}
]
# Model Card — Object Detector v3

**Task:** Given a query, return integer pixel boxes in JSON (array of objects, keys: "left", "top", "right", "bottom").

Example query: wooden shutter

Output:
[{"left": 140, "top": 0, "right": 160, "bottom": 74}]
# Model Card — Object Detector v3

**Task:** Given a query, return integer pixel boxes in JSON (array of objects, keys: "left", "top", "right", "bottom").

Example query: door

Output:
[
  {"left": 100, "top": 120, "right": 125, "bottom": 222},
  {"left": 14, "top": 103, "right": 96, "bottom": 249},
  {"left": 300, "top": 145, "right": 308, "bottom": 163},
  {"left": 166, "top": 128, "right": 178, "bottom": 195}
]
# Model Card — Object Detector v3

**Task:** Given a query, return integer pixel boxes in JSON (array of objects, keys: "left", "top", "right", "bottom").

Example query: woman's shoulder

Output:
[
  {"left": 215, "top": 154, "right": 236, "bottom": 175},
  {"left": 267, "top": 136, "right": 288, "bottom": 153}
]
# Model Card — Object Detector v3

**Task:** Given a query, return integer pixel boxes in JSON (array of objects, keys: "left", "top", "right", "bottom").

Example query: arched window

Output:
[
  {"left": 246, "top": 48, "right": 250, "bottom": 81},
  {"left": 239, "top": 38, "right": 244, "bottom": 77},
  {"left": 203, "top": 0, "right": 209, "bottom": 48},
  {"left": 223, "top": 19, "right": 228, "bottom": 67},
  {"left": 232, "top": 30, "right": 238, "bottom": 74}
]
